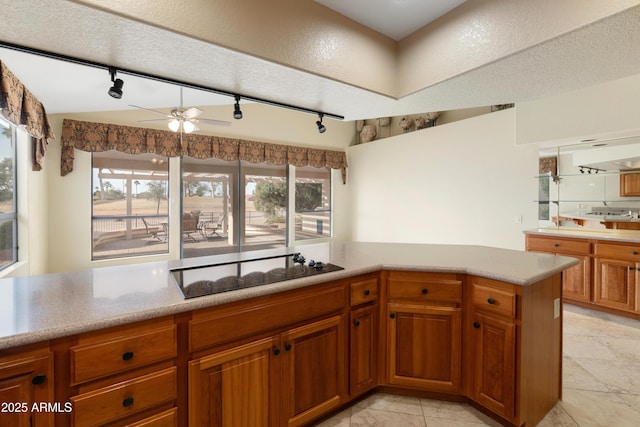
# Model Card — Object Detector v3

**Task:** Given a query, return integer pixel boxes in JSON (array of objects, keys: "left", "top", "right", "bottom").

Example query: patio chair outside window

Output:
[{"left": 142, "top": 217, "right": 167, "bottom": 243}]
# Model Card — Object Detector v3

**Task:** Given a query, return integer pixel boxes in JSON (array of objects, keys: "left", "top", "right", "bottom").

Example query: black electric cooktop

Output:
[{"left": 171, "top": 253, "right": 343, "bottom": 299}]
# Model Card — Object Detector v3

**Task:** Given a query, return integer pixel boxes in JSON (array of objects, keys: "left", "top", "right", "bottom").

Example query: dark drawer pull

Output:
[
  {"left": 273, "top": 348, "right": 281, "bottom": 356},
  {"left": 32, "top": 374, "right": 47, "bottom": 385},
  {"left": 122, "top": 351, "right": 134, "bottom": 361},
  {"left": 389, "top": 313, "right": 396, "bottom": 319},
  {"left": 629, "top": 266, "right": 635, "bottom": 271},
  {"left": 122, "top": 397, "right": 134, "bottom": 407},
  {"left": 473, "top": 322, "right": 480, "bottom": 329},
  {"left": 487, "top": 297, "right": 496, "bottom": 305},
  {"left": 364, "top": 289, "right": 370, "bottom": 296},
  {"left": 554, "top": 243, "right": 559, "bottom": 247},
  {"left": 284, "top": 344, "right": 292, "bottom": 352},
  {"left": 421, "top": 288, "right": 428, "bottom": 295},
  {"left": 633, "top": 251, "right": 639, "bottom": 255},
  {"left": 354, "top": 320, "right": 361, "bottom": 327}
]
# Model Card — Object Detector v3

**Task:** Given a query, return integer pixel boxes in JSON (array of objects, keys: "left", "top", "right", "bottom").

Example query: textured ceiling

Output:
[
  {"left": 0, "top": 0, "right": 640, "bottom": 125},
  {"left": 314, "top": 0, "right": 466, "bottom": 41}
]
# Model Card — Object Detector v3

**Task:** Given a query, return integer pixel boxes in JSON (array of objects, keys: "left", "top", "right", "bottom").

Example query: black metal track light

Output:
[
  {"left": 316, "top": 113, "right": 326, "bottom": 134},
  {"left": 233, "top": 95, "right": 243, "bottom": 120},
  {"left": 108, "top": 67, "right": 124, "bottom": 99}
]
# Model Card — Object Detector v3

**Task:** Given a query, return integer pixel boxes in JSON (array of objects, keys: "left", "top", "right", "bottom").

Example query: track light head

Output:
[
  {"left": 233, "top": 95, "right": 243, "bottom": 120},
  {"left": 108, "top": 67, "right": 124, "bottom": 99},
  {"left": 316, "top": 113, "right": 326, "bottom": 134}
]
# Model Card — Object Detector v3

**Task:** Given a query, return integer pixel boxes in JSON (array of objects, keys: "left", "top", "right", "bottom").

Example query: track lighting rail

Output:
[{"left": 0, "top": 41, "right": 345, "bottom": 121}]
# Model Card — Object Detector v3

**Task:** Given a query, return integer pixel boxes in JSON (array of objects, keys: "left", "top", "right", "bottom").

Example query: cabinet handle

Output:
[
  {"left": 122, "top": 351, "right": 134, "bottom": 361},
  {"left": 31, "top": 374, "right": 46, "bottom": 385},
  {"left": 473, "top": 322, "right": 481, "bottom": 329},
  {"left": 389, "top": 313, "right": 396, "bottom": 319},
  {"left": 354, "top": 320, "right": 361, "bottom": 327},
  {"left": 629, "top": 266, "right": 635, "bottom": 271},
  {"left": 285, "top": 344, "right": 292, "bottom": 352},
  {"left": 554, "top": 243, "right": 559, "bottom": 247},
  {"left": 633, "top": 251, "right": 639, "bottom": 255},
  {"left": 487, "top": 297, "right": 496, "bottom": 305},
  {"left": 273, "top": 348, "right": 281, "bottom": 356},
  {"left": 421, "top": 288, "right": 428, "bottom": 295},
  {"left": 364, "top": 289, "right": 370, "bottom": 296},
  {"left": 122, "top": 397, "right": 134, "bottom": 408}
]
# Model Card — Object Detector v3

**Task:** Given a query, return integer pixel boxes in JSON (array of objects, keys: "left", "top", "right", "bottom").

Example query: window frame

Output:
[{"left": 0, "top": 117, "right": 18, "bottom": 271}]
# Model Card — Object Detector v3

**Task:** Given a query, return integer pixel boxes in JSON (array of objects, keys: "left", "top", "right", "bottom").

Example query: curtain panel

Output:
[
  {"left": 0, "top": 61, "right": 55, "bottom": 171},
  {"left": 60, "top": 119, "right": 348, "bottom": 182}
]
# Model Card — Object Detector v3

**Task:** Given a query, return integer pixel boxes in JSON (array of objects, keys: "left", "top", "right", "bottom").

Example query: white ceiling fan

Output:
[{"left": 130, "top": 87, "right": 231, "bottom": 133}]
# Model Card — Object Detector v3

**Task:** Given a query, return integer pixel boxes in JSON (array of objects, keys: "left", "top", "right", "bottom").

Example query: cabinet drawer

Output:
[
  {"left": 595, "top": 242, "right": 640, "bottom": 262},
  {"left": 350, "top": 277, "right": 378, "bottom": 306},
  {"left": 388, "top": 277, "right": 462, "bottom": 303},
  {"left": 71, "top": 324, "right": 177, "bottom": 385},
  {"left": 526, "top": 235, "right": 592, "bottom": 255},
  {"left": 71, "top": 367, "right": 177, "bottom": 427},
  {"left": 127, "top": 408, "right": 178, "bottom": 427},
  {"left": 472, "top": 284, "right": 516, "bottom": 318},
  {"left": 190, "top": 283, "right": 345, "bottom": 352}
]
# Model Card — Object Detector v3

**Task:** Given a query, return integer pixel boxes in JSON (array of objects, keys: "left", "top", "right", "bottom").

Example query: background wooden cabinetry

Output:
[
  {"left": 0, "top": 347, "right": 54, "bottom": 427},
  {"left": 620, "top": 171, "right": 640, "bottom": 197},
  {"left": 526, "top": 235, "right": 592, "bottom": 302}
]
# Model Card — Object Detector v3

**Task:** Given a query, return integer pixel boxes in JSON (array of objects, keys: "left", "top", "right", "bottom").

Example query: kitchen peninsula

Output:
[{"left": 0, "top": 242, "right": 578, "bottom": 427}]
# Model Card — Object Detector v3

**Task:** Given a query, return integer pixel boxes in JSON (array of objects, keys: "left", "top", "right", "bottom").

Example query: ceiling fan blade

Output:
[
  {"left": 198, "top": 118, "right": 232, "bottom": 126},
  {"left": 129, "top": 105, "right": 171, "bottom": 117},
  {"left": 138, "top": 118, "right": 171, "bottom": 123},
  {"left": 182, "top": 107, "right": 204, "bottom": 119}
]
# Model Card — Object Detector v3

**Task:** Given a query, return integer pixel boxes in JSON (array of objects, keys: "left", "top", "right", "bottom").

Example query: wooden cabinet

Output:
[
  {"left": 281, "top": 315, "right": 346, "bottom": 427},
  {"left": 189, "top": 337, "right": 278, "bottom": 427},
  {"left": 386, "top": 272, "right": 462, "bottom": 393},
  {"left": 67, "top": 317, "right": 178, "bottom": 427},
  {"left": 188, "top": 281, "right": 347, "bottom": 427},
  {"left": 466, "top": 275, "right": 562, "bottom": 427},
  {"left": 348, "top": 275, "right": 378, "bottom": 397},
  {"left": 594, "top": 242, "right": 640, "bottom": 313},
  {"left": 469, "top": 299, "right": 516, "bottom": 418},
  {"left": 620, "top": 171, "right": 640, "bottom": 197},
  {"left": 526, "top": 234, "right": 592, "bottom": 302},
  {"left": 0, "top": 347, "right": 54, "bottom": 427}
]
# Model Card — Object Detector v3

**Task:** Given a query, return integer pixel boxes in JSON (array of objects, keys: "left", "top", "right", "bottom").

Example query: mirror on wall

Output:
[{"left": 537, "top": 136, "right": 640, "bottom": 235}]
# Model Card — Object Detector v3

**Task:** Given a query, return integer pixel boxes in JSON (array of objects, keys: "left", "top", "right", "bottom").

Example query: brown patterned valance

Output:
[
  {"left": 60, "top": 119, "right": 348, "bottom": 182},
  {"left": 0, "top": 61, "right": 55, "bottom": 171}
]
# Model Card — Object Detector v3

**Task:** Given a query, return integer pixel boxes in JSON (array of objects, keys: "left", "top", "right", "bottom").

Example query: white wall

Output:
[{"left": 347, "top": 109, "right": 539, "bottom": 250}]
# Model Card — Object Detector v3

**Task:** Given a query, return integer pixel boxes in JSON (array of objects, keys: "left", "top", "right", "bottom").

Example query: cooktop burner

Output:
[{"left": 171, "top": 253, "right": 343, "bottom": 299}]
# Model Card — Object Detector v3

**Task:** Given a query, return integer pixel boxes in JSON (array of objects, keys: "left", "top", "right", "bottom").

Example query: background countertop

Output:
[{"left": 0, "top": 241, "right": 578, "bottom": 350}]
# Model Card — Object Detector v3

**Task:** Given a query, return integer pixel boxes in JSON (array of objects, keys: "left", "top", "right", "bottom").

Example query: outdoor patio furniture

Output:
[
  {"left": 141, "top": 217, "right": 167, "bottom": 243},
  {"left": 199, "top": 213, "right": 226, "bottom": 239},
  {"left": 183, "top": 213, "right": 200, "bottom": 242}
]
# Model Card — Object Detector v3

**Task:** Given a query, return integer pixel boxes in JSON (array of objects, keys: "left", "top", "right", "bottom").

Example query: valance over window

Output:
[
  {"left": 0, "top": 61, "right": 55, "bottom": 171},
  {"left": 60, "top": 119, "right": 348, "bottom": 182}
]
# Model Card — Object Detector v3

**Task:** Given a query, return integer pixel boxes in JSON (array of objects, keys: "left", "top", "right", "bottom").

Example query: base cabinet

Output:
[
  {"left": 469, "top": 312, "right": 516, "bottom": 418},
  {"left": 0, "top": 350, "right": 53, "bottom": 427},
  {"left": 188, "top": 314, "right": 346, "bottom": 427},
  {"left": 349, "top": 305, "right": 377, "bottom": 397},
  {"left": 387, "top": 303, "right": 461, "bottom": 392},
  {"left": 594, "top": 258, "right": 637, "bottom": 312}
]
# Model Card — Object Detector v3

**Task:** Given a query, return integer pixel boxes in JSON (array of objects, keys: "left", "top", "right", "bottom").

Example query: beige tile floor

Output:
[{"left": 314, "top": 305, "right": 640, "bottom": 427}]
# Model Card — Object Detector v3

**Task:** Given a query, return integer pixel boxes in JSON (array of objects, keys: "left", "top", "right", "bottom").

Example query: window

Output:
[
  {"left": 180, "top": 159, "right": 332, "bottom": 259},
  {"left": 0, "top": 118, "right": 17, "bottom": 270},
  {"left": 294, "top": 166, "right": 331, "bottom": 240},
  {"left": 91, "top": 151, "right": 169, "bottom": 260}
]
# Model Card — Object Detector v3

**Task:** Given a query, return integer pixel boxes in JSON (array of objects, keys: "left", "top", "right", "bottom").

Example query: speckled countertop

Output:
[
  {"left": 524, "top": 228, "right": 640, "bottom": 243},
  {"left": 0, "top": 241, "right": 578, "bottom": 350}
]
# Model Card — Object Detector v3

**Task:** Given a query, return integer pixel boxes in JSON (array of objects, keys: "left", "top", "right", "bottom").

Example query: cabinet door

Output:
[
  {"left": 188, "top": 336, "right": 279, "bottom": 427},
  {"left": 281, "top": 315, "right": 346, "bottom": 427},
  {"left": 350, "top": 305, "right": 377, "bottom": 397},
  {"left": 0, "top": 354, "right": 53, "bottom": 427},
  {"left": 470, "top": 313, "right": 516, "bottom": 420},
  {"left": 594, "top": 258, "right": 636, "bottom": 312},
  {"left": 387, "top": 303, "right": 461, "bottom": 393},
  {"left": 562, "top": 255, "right": 591, "bottom": 302},
  {"left": 620, "top": 172, "right": 640, "bottom": 197}
]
